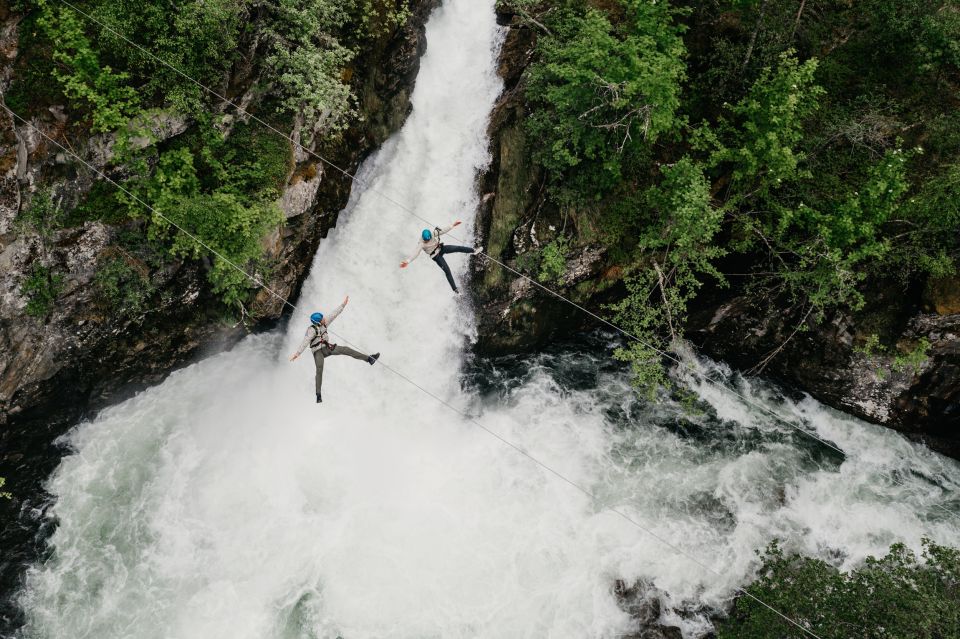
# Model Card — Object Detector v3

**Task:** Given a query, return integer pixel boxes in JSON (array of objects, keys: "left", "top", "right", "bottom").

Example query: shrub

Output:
[
  {"left": 94, "top": 255, "right": 155, "bottom": 319},
  {"left": 718, "top": 540, "right": 960, "bottom": 639},
  {"left": 538, "top": 236, "right": 569, "bottom": 282},
  {"left": 37, "top": 0, "right": 141, "bottom": 131},
  {"left": 21, "top": 264, "right": 64, "bottom": 318}
]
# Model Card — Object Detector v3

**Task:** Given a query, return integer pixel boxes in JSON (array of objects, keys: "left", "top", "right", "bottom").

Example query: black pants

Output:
[{"left": 432, "top": 244, "right": 473, "bottom": 292}]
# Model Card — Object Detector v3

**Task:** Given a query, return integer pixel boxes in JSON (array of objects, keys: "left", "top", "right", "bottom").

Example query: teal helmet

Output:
[
  {"left": 421, "top": 229, "right": 432, "bottom": 241},
  {"left": 310, "top": 312, "right": 323, "bottom": 325}
]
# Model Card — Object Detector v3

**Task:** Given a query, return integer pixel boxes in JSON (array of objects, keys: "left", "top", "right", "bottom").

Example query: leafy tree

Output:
[
  {"left": 262, "top": 0, "right": 357, "bottom": 128},
  {"left": 697, "top": 51, "right": 824, "bottom": 199},
  {"left": 94, "top": 255, "right": 156, "bottom": 319},
  {"left": 538, "top": 236, "right": 570, "bottom": 283},
  {"left": 36, "top": 0, "right": 140, "bottom": 131},
  {"left": 86, "top": 0, "right": 245, "bottom": 112},
  {"left": 525, "top": 0, "right": 687, "bottom": 197},
  {"left": 15, "top": 188, "right": 64, "bottom": 240},
  {"left": 611, "top": 158, "right": 725, "bottom": 392},
  {"left": 893, "top": 161, "right": 960, "bottom": 277},
  {"left": 21, "top": 265, "right": 65, "bottom": 318},
  {"left": 120, "top": 128, "right": 285, "bottom": 308}
]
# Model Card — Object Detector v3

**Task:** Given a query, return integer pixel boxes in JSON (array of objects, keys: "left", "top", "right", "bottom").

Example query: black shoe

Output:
[
  {"left": 316, "top": 393, "right": 322, "bottom": 403},
  {"left": 368, "top": 352, "right": 380, "bottom": 365}
]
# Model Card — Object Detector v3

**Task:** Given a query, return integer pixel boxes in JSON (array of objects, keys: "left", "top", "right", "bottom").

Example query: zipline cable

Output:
[
  {"left": 3, "top": 102, "right": 826, "bottom": 639},
  {"left": 54, "top": 0, "right": 960, "bottom": 524}
]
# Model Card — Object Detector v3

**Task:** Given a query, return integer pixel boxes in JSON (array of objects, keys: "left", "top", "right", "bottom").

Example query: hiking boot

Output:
[
  {"left": 316, "top": 393, "right": 322, "bottom": 403},
  {"left": 368, "top": 352, "right": 380, "bottom": 365}
]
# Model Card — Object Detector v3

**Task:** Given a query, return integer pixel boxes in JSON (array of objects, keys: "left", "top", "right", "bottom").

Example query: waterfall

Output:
[{"left": 15, "top": 2, "right": 960, "bottom": 637}]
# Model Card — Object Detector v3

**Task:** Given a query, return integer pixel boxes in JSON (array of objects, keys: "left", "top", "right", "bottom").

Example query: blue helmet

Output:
[
  {"left": 421, "top": 228, "right": 432, "bottom": 241},
  {"left": 310, "top": 312, "right": 323, "bottom": 325}
]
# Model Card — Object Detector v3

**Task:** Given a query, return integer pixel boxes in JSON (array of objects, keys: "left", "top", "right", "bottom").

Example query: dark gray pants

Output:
[{"left": 313, "top": 345, "right": 368, "bottom": 393}]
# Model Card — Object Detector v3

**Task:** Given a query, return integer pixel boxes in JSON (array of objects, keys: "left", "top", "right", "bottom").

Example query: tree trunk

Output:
[{"left": 742, "top": 0, "right": 770, "bottom": 71}]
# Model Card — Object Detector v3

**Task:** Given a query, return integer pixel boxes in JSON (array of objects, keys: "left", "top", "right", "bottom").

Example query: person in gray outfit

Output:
[{"left": 289, "top": 295, "right": 380, "bottom": 403}]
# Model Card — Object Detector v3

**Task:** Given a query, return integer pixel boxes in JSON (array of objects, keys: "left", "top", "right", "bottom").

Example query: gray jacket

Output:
[{"left": 294, "top": 301, "right": 346, "bottom": 356}]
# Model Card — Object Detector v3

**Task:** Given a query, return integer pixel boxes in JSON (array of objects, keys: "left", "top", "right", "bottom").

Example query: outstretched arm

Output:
[
  {"left": 289, "top": 327, "right": 312, "bottom": 361},
  {"left": 437, "top": 220, "right": 462, "bottom": 236},
  {"left": 401, "top": 243, "right": 422, "bottom": 267},
  {"left": 323, "top": 296, "right": 349, "bottom": 326}
]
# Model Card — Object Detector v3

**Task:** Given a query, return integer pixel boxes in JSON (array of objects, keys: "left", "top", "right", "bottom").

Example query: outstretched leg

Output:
[
  {"left": 329, "top": 345, "right": 370, "bottom": 361},
  {"left": 432, "top": 254, "right": 459, "bottom": 292},
  {"left": 441, "top": 244, "right": 474, "bottom": 255},
  {"left": 312, "top": 349, "right": 326, "bottom": 395}
]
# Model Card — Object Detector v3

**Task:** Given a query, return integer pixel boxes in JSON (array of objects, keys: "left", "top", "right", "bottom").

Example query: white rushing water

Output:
[{"left": 16, "top": 1, "right": 960, "bottom": 637}]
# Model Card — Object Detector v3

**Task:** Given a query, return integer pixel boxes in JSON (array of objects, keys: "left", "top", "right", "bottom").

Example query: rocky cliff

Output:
[
  {"left": 0, "top": 0, "right": 437, "bottom": 622},
  {"left": 473, "top": 7, "right": 959, "bottom": 457}
]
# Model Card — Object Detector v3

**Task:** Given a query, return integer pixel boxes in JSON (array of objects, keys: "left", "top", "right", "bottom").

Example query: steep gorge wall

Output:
[
  {"left": 472, "top": 7, "right": 960, "bottom": 458},
  {"left": 0, "top": 0, "right": 437, "bottom": 622}
]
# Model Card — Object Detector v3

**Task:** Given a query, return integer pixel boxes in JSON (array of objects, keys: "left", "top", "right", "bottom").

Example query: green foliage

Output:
[
  {"left": 94, "top": 255, "right": 156, "bottom": 319},
  {"left": 538, "top": 236, "right": 569, "bottom": 282},
  {"left": 717, "top": 539, "right": 960, "bottom": 639},
  {"left": 351, "top": 0, "right": 411, "bottom": 40},
  {"left": 35, "top": 0, "right": 246, "bottom": 116},
  {"left": 37, "top": 0, "right": 140, "bottom": 131},
  {"left": 3, "top": 12, "right": 65, "bottom": 117},
  {"left": 120, "top": 126, "right": 284, "bottom": 307},
  {"left": 752, "top": 149, "right": 912, "bottom": 317},
  {"left": 0, "top": 477, "right": 10, "bottom": 500},
  {"left": 525, "top": 0, "right": 687, "bottom": 197},
  {"left": 24, "top": 0, "right": 402, "bottom": 129},
  {"left": 893, "top": 161, "right": 960, "bottom": 277},
  {"left": 203, "top": 122, "right": 294, "bottom": 199},
  {"left": 163, "top": 192, "right": 282, "bottom": 306},
  {"left": 66, "top": 181, "right": 129, "bottom": 226},
  {"left": 697, "top": 51, "right": 824, "bottom": 196},
  {"left": 16, "top": 188, "right": 64, "bottom": 239},
  {"left": 262, "top": 0, "right": 356, "bottom": 128},
  {"left": 21, "top": 264, "right": 64, "bottom": 318},
  {"left": 611, "top": 158, "right": 725, "bottom": 391},
  {"left": 9, "top": 0, "right": 420, "bottom": 309},
  {"left": 892, "top": 338, "right": 931, "bottom": 374},
  {"left": 854, "top": 333, "right": 883, "bottom": 357}
]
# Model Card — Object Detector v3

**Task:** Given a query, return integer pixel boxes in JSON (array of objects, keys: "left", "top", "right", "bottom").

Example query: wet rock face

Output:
[
  {"left": 0, "top": 0, "right": 437, "bottom": 625},
  {"left": 613, "top": 580, "right": 685, "bottom": 639},
  {"left": 690, "top": 285, "right": 960, "bottom": 458},
  {"left": 472, "top": 9, "right": 622, "bottom": 355}
]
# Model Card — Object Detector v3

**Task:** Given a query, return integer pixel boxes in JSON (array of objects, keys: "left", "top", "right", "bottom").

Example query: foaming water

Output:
[{"left": 14, "top": 2, "right": 960, "bottom": 638}]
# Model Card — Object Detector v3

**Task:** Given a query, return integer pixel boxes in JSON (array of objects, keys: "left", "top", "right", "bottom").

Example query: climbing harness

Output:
[
  {"left": 428, "top": 226, "right": 444, "bottom": 257},
  {"left": 309, "top": 323, "right": 335, "bottom": 351}
]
